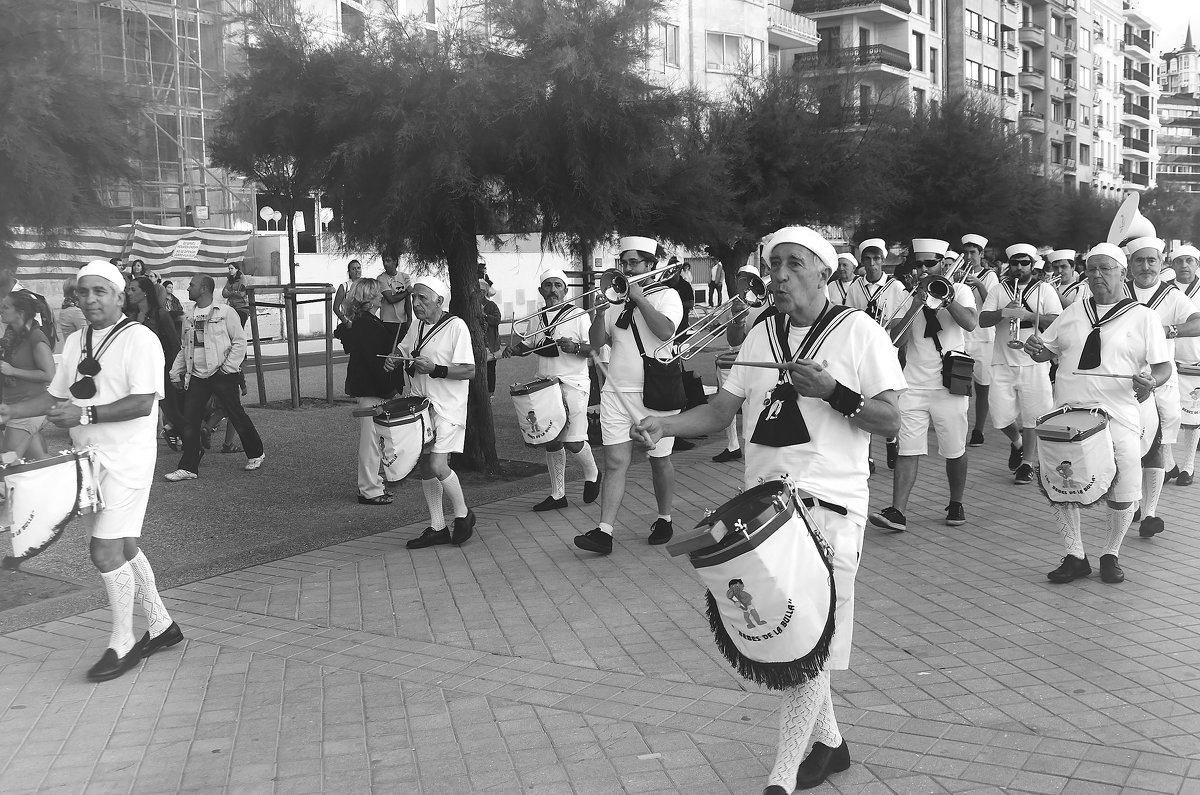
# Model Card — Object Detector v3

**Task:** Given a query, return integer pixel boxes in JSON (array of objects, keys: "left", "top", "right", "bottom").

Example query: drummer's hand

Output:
[
  {"left": 1133, "top": 371, "right": 1156, "bottom": 402},
  {"left": 786, "top": 359, "right": 835, "bottom": 399},
  {"left": 1023, "top": 334, "right": 1047, "bottom": 359},
  {"left": 412, "top": 355, "right": 436, "bottom": 375},
  {"left": 633, "top": 417, "right": 665, "bottom": 450},
  {"left": 47, "top": 400, "right": 83, "bottom": 428}
]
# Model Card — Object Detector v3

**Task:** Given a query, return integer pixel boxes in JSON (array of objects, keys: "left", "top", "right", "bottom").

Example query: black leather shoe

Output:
[
  {"left": 86, "top": 646, "right": 142, "bottom": 682},
  {"left": 1013, "top": 463, "right": 1034, "bottom": 485},
  {"left": 1099, "top": 554, "right": 1125, "bottom": 583},
  {"left": 1165, "top": 465, "right": 1180, "bottom": 483},
  {"left": 762, "top": 787, "right": 790, "bottom": 795},
  {"left": 1138, "top": 515, "right": 1164, "bottom": 538},
  {"left": 712, "top": 448, "right": 743, "bottom": 463},
  {"left": 139, "top": 622, "right": 184, "bottom": 658},
  {"left": 574, "top": 528, "right": 613, "bottom": 554},
  {"left": 968, "top": 429, "right": 985, "bottom": 447},
  {"left": 583, "top": 474, "right": 602, "bottom": 504},
  {"left": 407, "top": 527, "right": 451, "bottom": 549},
  {"left": 451, "top": 509, "right": 476, "bottom": 546},
  {"left": 533, "top": 496, "right": 568, "bottom": 512},
  {"left": 648, "top": 518, "right": 673, "bottom": 545},
  {"left": 1047, "top": 555, "right": 1091, "bottom": 583},
  {"left": 796, "top": 740, "right": 851, "bottom": 789},
  {"left": 1177, "top": 471, "right": 1194, "bottom": 486}
]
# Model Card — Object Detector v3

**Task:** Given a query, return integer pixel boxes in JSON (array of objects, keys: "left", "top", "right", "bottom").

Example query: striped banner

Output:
[{"left": 128, "top": 223, "right": 252, "bottom": 280}]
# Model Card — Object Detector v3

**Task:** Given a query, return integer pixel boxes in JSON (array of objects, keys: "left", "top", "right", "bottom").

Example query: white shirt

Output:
[
  {"left": 983, "top": 279, "right": 1063, "bottom": 367},
  {"left": 827, "top": 279, "right": 853, "bottom": 306},
  {"left": 722, "top": 309, "right": 907, "bottom": 524},
  {"left": 1129, "top": 280, "right": 1197, "bottom": 367},
  {"left": 602, "top": 286, "right": 683, "bottom": 393},
  {"left": 401, "top": 314, "right": 473, "bottom": 423},
  {"left": 902, "top": 283, "right": 976, "bottom": 390},
  {"left": 845, "top": 275, "right": 908, "bottom": 326},
  {"left": 1175, "top": 279, "right": 1200, "bottom": 364},
  {"left": 964, "top": 270, "right": 1000, "bottom": 344},
  {"left": 528, "top": 304, "right": 591, "bottom": 393},
  {"left": 1058, "top": 278, "right": 1086, "bottom": 307},
  {"left": 47, "top": 319, "right": 165, "bottom": 488},
  {"left": 378, "top": 271, "right": 411, "bottom": 324},
  {"left": 1041, "top": 299, "right": 1169, "bottom": 432}
]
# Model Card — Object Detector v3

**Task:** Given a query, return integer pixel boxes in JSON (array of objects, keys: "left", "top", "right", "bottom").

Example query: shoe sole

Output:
[
  {"left": 946, "top": 518, "right": 966, "bottom": 526},
  {"left": 574, "top": 540, "right": 611, "bottom": 554},
  {"left": 867, "top": 514, "right": 905, "bottom": 532},
  {"left": 1048, "top": 570, "right": 1091, "bottom": 583},
  {"left": 142, "top": 631, "right": 184, "bottom": 657},
  {"left": 648, "top": 534, "right": 672, "bottom": 546},
  {"left": 86, "top": 652, "right": 143, "bottom": 682},
  {"left": 1014, "top": 477, "right": 1032, "bottom": 485},
  {"left": 1100, "top": 572, "right": 1125, "bottom": 583},
  {"left": 533, "top": 502, "right": 567, "bottom": 512}
]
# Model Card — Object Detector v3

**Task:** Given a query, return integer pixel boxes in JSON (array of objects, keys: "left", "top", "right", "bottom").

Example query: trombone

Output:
[
  {"left": 885, "top": 274, "right": 958, "bottom": 345},
  {"left": 513, "top": 264, "right": 679, "bottom": 340},
  {"left": 654, "top": 272, "right": 770, "bottom": 361}
]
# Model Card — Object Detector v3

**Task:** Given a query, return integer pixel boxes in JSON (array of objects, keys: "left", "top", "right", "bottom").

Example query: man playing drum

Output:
[
  {"left": 978, "top": 244, "right": 1062, "bottom": 485},
  {"left": 388, "top": 276, "right": 478, "bottom": 549},
  {"left": 505, "top": 268, "right": 601, "bottom": 510},
  {"left": 0, "top": 261, "right": 183, "bottom": 681},
  {"left": 960, "top": 234, "right": 1000, "bottom": 448},
  {"left": 1123, "top": 237, "right": 1200, "bottom": 538},
  {"left": 1023, "top": 244, "right": 1172, "bottom": 584},
  {"left": 1170, "top": 245, "right": 1200, "bottom": 487},
  {"left": 634, "top": 226, "right": 905, "bottom": 793}
]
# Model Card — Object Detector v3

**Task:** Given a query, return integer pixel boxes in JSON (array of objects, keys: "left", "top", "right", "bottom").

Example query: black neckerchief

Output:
[
  {"left": 1078, "top": 298, "right": 1139, "bottom": 370},
  {"left": 77, "top": 318, "right": 136, "bottom": 378}
]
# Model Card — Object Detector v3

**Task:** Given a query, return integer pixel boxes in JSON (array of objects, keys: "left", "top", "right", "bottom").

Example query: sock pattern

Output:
[
  {"left": 1104, "top": 504, "right": 1136, "bottom": 556},
  {"left": 810, "top": 675, "right": 842, "bottom": 749},
  {"left": 1054, "top": 503, "right": 1084, "bottom": 558},
  {"left": 128, "top": 551, "right": 173, "bottom": 636},
  {"left": 1180, "top": 427, "right": 1200, "bottom": 474},
  {"left": 100, "top": 563, "right": 137, "bottom": 656},
  {"left": 1141, "top": 468, "right": 1165, "bottom": 517},
  {"left": 572, "top": 445, "right": 600, "bottom": 482},
  {"left": 766, "top": 671, "right": 827, "bottom": 789},
  {"left": 547, "top": 448, "right": 567, "bottom": 499},
  {"left": 440, "top": 471, "right": 468, "bottom": 519},
  {"left": 421, "top": 478, "right": 445, "bottom": 530}
]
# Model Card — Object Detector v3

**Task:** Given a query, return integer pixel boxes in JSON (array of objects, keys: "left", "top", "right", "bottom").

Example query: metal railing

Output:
[
  {"left": 1123, "top": 136, "right": 1150, "bottom": 152},
  {"left": 1124, "top": 32, "right": 1151, "bottom": 52},
  {"left": 791, "top": 44, "right": 911, "bottom": 71},
  {"left": 793, "top": 0, "right": 911, "bottom": 13},
  {"left": 1123, "top": 102, "right": 1150, "bottom": 119},
  {"left": 1123, "top": 68, "right": 1150, "bottom": 86}
]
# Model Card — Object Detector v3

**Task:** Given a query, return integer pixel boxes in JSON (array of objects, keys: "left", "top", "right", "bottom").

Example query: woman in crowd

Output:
[
  {"left": 57, "top": 276, "right": 86, "bottom": 352},
  {"left": 0, "top": 291, "right": 56, "bottom": 458},
  {"left": 222, "top": 262, "right": 251, "bottom": 327},
  {"left": 126, "top": 276, "right": 184, "bottom": 449}
]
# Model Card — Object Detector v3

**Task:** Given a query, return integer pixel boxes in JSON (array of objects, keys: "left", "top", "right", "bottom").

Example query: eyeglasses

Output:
[
  {"left": 919, "top": 260, "right": 941, "bottom": 268},
  {"left": 1010, "top": 258, "right": 1034, "bottom": 266},
  {"left": 70, "top": 356, "right": 101, "bottom": 399}
]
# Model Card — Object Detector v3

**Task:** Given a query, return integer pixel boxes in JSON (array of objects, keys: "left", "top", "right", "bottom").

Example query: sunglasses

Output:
[{"left": 70, "top": 356, "right": 101, "bottom": 399}]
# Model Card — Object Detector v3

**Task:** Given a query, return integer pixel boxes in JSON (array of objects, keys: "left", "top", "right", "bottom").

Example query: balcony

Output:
[
  {"left": 768, "top": 4, "right": 820, "bottom": 49},
  {"left": 1125, "top": 170, "right": 1150, "bottom": 186},
  {"left": 1096, "top": 157, "right": 1106, "bottom": 171},
  {"left": 1123, "top": 136, "right": 1152, "bottom": 158},
  {"left": 1065, "top": 0, "right": 1078, "bottom": 15},
  {"left": 1123, "top": 68, "right": 1152, "bottom": 94},
  {"left": 1065, "top": 38, "right": 1077, "bottom": 55},
  {"left": 1123, "top": 102, "right": 1152, "bottom": 126},
  {"left": 1019, "top": 22, "right": 1046, "bottom": 48},
  {"left": 1124, "top": 33, "right": 1152, "bottom": 60},
  {"left": 1095, "top": 114, "right": 1105, "bottom": 128},
  {"left": 1019, "top": 65, "right": 1046, "bottom": 89},
  {"left": 1004, "top": 0, "right": 1018, "bottom": 8},
  {"left": 1019, "top": 109, "right": 1046, "bottom": 134},
  {"left": 1095, "top": 73, "right": 1105, "bottom": 87},
  {"left": 1065, "top": 158, "right": 1078, "bottom": 172},
  {"left": 791, "top": 44, "right": 911, "bottom": 74},
  {"left": 792, "top": 0, "right": 910, "bottom": 22}
]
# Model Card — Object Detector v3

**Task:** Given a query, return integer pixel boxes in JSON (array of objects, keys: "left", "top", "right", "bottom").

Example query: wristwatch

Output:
[{"left": 79, "top": 406, "right": 92, "bottom": 425}]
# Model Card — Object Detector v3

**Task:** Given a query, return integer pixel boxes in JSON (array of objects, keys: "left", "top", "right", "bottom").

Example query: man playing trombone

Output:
[
  {"left": 960, "top": 233, "right": 1000, "bottom": 448},
  {"left": 574, "top": 236, "right": 684, "bottom": 555},
  {"left": 869, "top": 239, "right": 978, "bottom": 533},
  {"left": 504, "top": 268, "right": 602, "bottom": 511}
]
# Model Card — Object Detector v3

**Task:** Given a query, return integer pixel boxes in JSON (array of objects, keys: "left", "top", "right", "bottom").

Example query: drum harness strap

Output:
[
  {"left": 1184, "top": 279, "right": 1200, "bottom": 301},
  {"left": 406, "top": 314, "right": 456, "bottom": 376},
  {"left": 1002, "top": 278, "right": 1047, "bottom": 329},
  {"left": 532, "top": 304, "right": 579, "bottom": 357}
]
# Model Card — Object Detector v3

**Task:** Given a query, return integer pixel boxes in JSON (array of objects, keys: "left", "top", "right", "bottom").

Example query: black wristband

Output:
[
  {"left": 823, "top": 381, "right": 865, "bottom": 419},
  {"left": 89, "top": 406, "right": 98, "bottom": 424},
  {"left": 431, "top": 365, "right": 449, "bottom": 379}
]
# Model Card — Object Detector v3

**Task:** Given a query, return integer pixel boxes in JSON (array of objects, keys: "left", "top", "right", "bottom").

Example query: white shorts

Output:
[
  {"left": 1155, "top": 381, "right": 1182, "bottom": 446},
  {"left": 89, "top": 468, "right": 151, "bottom": 541},
  {"left": 810, "top": 507, "right": 863, "bottom": 671},
  {"left": 600, "top": 391, "right": 678, "bottom": 457},
  {"left": 1138, "top": 397, "right": 1161, "bottom": 457},
  {"left": 898, "top": 389, "right": 969, "bottom": 459},
  {"left": 558, "top": 383, "right": 589, "bottom": 445},
  {"left": 965, "top": 339, "right": 992, "bottom": 386},
  {"left": 1109, "top": 420, "right": 1143, "bottom": 503},
  {"left": 988, "top": 363, "right": 1054, "bottom": 430},
  {"left": 428, "top": 407, "right": 466, "bottom": 455}
]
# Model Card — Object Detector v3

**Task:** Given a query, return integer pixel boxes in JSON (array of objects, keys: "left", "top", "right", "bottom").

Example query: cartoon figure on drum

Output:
[
  {"left": 1023, "top": 243, "right": 1172, "bottom": 584},
  {"left": 385, "top": 276, "right": 478, "bottom": 549},
  {"left": 0, "top": 261, "right": 183, "bottom": 682},
  {"left": 635, "top": 226, "right": 905, "bottom": 793},
  {"left": 504, "top": 268, "right": 601, "bottom": 511}
]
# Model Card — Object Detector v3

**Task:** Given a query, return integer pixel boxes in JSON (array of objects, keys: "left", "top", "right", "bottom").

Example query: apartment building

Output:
[{"left": 1157, "top": 30, "right": 1200, "bottom": 195}]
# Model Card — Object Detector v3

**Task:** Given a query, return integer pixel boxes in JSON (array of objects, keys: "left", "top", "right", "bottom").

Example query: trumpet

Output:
[
  {"left": 654, "top": 272, "right": 770, "bottom": 361},
  {"left": 513, "top": 264, "right": 678, "bottom": 340}
]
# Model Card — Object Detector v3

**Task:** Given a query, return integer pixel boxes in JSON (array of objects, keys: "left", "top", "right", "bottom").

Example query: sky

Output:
[{"left": 1140, "top": 0, "right": 1200, "bottom": 51}]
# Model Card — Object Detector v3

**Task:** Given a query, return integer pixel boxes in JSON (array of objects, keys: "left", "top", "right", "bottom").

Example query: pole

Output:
[
  {"left": 324, "top": 287, "right": 334, "bottom": 405},
  {"left": 247, "top": 286, "right": 267, "bottom": 407},
  {"left": 285, "top": 287, "right": 300, "bottom": 409}
]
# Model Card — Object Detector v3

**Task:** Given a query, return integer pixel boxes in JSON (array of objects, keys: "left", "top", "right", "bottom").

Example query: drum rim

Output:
[
  {"left": 378, "top": 396, "right": 430, "bottom": 417},
  {"left": 1034, "top": 405, "right": 1110, "bottom": 442},
  {"left": 1, "top": 449, "right": 88, "bottom": 474},
  {"left": 509, "top": 377, "right": 560, "bottom": 396}
]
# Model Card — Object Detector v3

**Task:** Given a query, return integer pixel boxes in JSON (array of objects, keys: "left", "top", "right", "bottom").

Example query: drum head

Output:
[
  {"left": 510, "top": 377, "right": 558, "bottom": 396},
  {"left": 378, "top": 396, "right": 429, "bottom": 418}
]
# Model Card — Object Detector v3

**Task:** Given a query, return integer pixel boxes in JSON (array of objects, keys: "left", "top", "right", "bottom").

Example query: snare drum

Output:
[
  {"left": 510, "top": 378, "right": 567, "bottom": 445},
  {"left": 373, "top": 397, "right": 433, "bottom": 483},
  {"left": 1177, "top": 363, "right": 1200, "bottom": 426},
  {"left": 666, "top": 480, "right": 834, "bottom": 690},
  {"left": 1034, "top": 407, "right": 1115, "bottom": 505},
  {"left": 3, "top": 447, "right": 102, "bottom": 563}
]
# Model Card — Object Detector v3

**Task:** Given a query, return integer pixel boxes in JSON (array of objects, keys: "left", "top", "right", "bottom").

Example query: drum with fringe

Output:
[
  {"left": 373, "top": 396, "right": 433, "bottom": 482},
  {"left": 3, "top": 447, "right": 103, "bottom": 565},
  {"left": 510, "top": 377, "right": 567, "bottom": 445},
  {"left": 1034, "top": 407, "right": 1115, "bottom": 506},
  {"left": 1177, "top": 363, "right": 1200, "bottom": 427}
]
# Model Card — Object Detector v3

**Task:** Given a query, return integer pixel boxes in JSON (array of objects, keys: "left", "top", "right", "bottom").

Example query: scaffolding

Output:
[{"left": 71, "top": 0, "right": 257, "bottom": 229}]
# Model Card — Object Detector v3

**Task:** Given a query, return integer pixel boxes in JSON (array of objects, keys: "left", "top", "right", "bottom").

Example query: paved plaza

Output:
[{"left": 2, "top": 434, "right": 1200, "bottom": 794}]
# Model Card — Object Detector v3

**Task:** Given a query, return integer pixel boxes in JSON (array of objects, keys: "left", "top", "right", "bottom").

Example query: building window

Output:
[
  {"left": 914, "top": 0, "right": 925, "bottom": 16},
  {"left": 706, "top": 33, "right": 762, "bottom": 74},
  {"left": 984, "top": 18, "right": 998, "bottom": 46},
  {"left": 1051, "top": 142, "right": 1063, "bottom": 164},
  {"left": 1052, "top": 100, "right": 1063, "bottom": 122},
  {"left": 913, "top": 87, "right": 926, "bottom": 113},
  {"left": 1080, "top": 67, "right": 1091, "bottom": 89},
  {"left": 931, "top": 48, "right": 939, "bottom": 84},
  {"left": 1050, "top": 56, "right": 1063, "bottom": 80},
  {"left": 663, "top": 24, "right": 679, "bottom": 68},
  {"left": 1079, "top": 29, "right": 1090, "bottom": 50},
  {"left": 966, "top": 11, "right": 982, "bottom": 39},
  {"left": 1081, "top": 143, "right": 1091, "bottom": 165},
  {"left": 913, "top": 32, "right": 925, "bottom": 71},
  {"left": 965, "top": 58, "right": 982, "bottom": 88},
  {"left": 984, "top": 66, "right": 999, "bottom": 93}
]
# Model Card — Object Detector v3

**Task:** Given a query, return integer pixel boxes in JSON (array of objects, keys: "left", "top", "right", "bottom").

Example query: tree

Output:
[
  {"left": 1140, "top": 187, "right": 1200, "bottom": 243},
  {"left": 0, "top": 0, "right": 135, "bottom": 259}
]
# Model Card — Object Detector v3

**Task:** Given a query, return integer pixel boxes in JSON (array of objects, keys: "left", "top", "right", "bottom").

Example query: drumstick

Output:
[
  {"left": 377, "top": 353, "right": 418, "bottom": 361},
  {"left": 1071, "top": 371, "right": 1136, "bottom": 379},
  {"left": 731, "top": 360, "right": 830, "bottom": 370}
]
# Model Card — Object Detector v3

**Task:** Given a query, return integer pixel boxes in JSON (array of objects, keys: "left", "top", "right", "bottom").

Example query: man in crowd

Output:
[
  {"left": 634, "top": 226, "right": 904, "bottom": 792},
  {"left": 869, "top": 238, "right": 978, "bottom": 532},
  {"left": 1024, "top": 244, "right": 1171, "bottom": 584},
  {"left": 390, "top": 276, "right": 478, "bottom": 549},
  {"left": 828, "top": 253, "right": 857, "bottom": 305},
  {"left": 505, "top": 268, "right": 601, "bottom": 510},
  {"left": 164, "top": 275, "right": 265, "bottom": 481},
  {"left": 377, "top": 255, "right": 411, "bottom": 345},
  {"left": 576, "top": 236, "right": 683, "bottom": 555},
  {"left": 960, "top": 233, "right": 1000, "bottom": 448},
  {"left": 978, "top": 244, "right": 1062, "bottom": 484},
  {"left": 1047, "top": 250, "right": 1084, "bottom": 307},
  {"left": 1170, "top": 245, "right": 1200, "bottom": 487},
  {"left": 1, "top": 261, "right": 182, "bottom": 681}
]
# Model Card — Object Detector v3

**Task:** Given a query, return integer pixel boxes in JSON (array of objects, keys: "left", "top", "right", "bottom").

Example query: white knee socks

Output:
[
  {"left": 1163, "top": 444, "right": 1176, "bottom": 473},
  {"left": 724, "top": 419, "right": 740, "bottom": 452},
  {"left": 572, "top": 445, "right": 600, "bottom": 482},
  {"left": 767, "top": 671, "right": 827, "bottom": 789},
  {"left": 1054, "top": 503, "right": 1084, "bottom": 558},
  {"left": 128, "top": 551, "right": 173, "bottom": 637},
  {"left": 810, "top": 675, "right": 842, "bottom": 749},
  {"left": 1141, "top": 468, "right": 1165, "bottom": 517},
  {"left": 547, "top": 448, "right": 567, "bottom": 499},
  {"left": 421, "top": 478, "right": 445, "bottom": 530},
  {"left": 100, "top": 564, "right": 137, "bottom": 656},
  {"left": 1180, "top": 427, "right": 1200, "bottom": 474},
  {"left": 440, "top": 470, "right": 468, "bottom": 519},
  {"left": 1104, "top": 505, "right": 1136, "bottom": 556}
]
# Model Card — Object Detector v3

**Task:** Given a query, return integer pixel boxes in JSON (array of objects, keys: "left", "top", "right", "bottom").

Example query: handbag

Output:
[
  {"left": 683, "top": 369, "right": 708, "bottom": 409},
  {"left": 630, "top": 320, "right": 686, "bottom": 411},
  {"left": 941, "top": 351, "right": 974, "bottom": 396}
]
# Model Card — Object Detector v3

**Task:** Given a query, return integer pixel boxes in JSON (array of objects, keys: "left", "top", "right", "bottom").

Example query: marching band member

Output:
[
  {"left": 960, "top": 234, "right": 1000, "bottom": 448},
  {"left": 504, "top": 268, "right": 602, "bottom": 510},
  {"left": 1024, "top": 244, "right": 1171, "bottom": 583},
  {"left": 575, "top": 236, "right": 683, "bottom": 555},
  {"left": 869, "top": 238, "right": 978, "bottom": 533},
  {"left": 978, "top": 244, "right": 1062, "bottom": 484},
  {"left": 389, "top": 276, "right": 478, "bottom": 550},
  {"left": 1123, "top": 238, "right": 1200, "bottom": 538},
  {"left": 1048, "top": 250, "right": 1084, "bottom": 306},
  {"left": 713, "top": 261, "right": 776, "bottom": 464},
  {"left": 828, "top": 253, "right": 857, "bottom": 306},
  {"left": 1170, "top": 245, "right": 1200, "bottom": 487},
  {"left": 634, "top": 226, "right": 904, "bottom": 794}
]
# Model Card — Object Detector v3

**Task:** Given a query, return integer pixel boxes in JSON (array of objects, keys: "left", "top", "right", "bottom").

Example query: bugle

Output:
[
  {"left": 654, "top": 272, "right": 770, "bottom": 361},
  {"left": 514, "top": 264, "right": 679, "bottom": 339}
]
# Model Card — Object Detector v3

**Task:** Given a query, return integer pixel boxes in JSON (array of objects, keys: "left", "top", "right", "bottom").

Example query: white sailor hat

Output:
[
  {"left": 414, "top": 275, "right": 451, "bottom": 302},
  {"left": 1087, "top": 243, "right": 1128, "bottom": 268},
  {"left": 1162, "top": 268, "right": 1177, "bottom": 282},
  {"left": 1171, "top": 245, "right": 1200, "bottom": 262},
  {"left": 764, "top": 226, "right": 838, "bottom": 272},
  {"left": 538, "top": 267, "right": 569, "bottom": 286},
  {"left": 1124, "top": 236, "right": 1165, "bottom": 256},
  {"left": 1006, "top": 243, "right": 1038, "bottom": 261},
  {"left": 961, "top": 233, "right": 988, "bottom": 250},
  {"left": 911, "top": 238, "right": 949, "bottom": 259},
  {"left": 1047, "top": 249, "right": 1076, "bottom": 263},
  {"left": 857, "top": 238, "right": 887, "bottom": 257},
  {"left": 837, "top": 253, "right": 858, "bottom": 268},
  {"left": 618, "top": 236, "right": 659, "bottom": 259}
]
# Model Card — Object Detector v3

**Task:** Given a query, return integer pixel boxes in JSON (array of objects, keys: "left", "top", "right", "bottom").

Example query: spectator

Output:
[
  {"left": 222, "top": 263, "right": 251, "bottom": 327},
  {"left": 161, "top": 280, "right": 184, "bottom": 337},
  {"left": 0, "top": 290, "right": 55, "bottom": 458},
  {"left": 334, "top": 260, "right": 363, "bottom": 325},
  {"left": 480, "top": 275, "right": 502, "bottom": 396},
  {"left": 708, "top": 261, "right": 724, "bottom": 307},
  {"left": 57, "top": 276, "right": 87, "bottom": 352},
  {"left": 378, "top": 255, "right": 412, "bottom": 346},
  {"left": 129, "top": 260, "right": 147, "bottom": 280},
  {"left": 126, "top": 277, "right": 185, "bottom": 449}
]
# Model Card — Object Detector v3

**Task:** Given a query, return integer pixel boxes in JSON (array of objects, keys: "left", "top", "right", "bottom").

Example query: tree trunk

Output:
[{"left": 446, "top": 224, "right": 500, "bottom": 476}]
